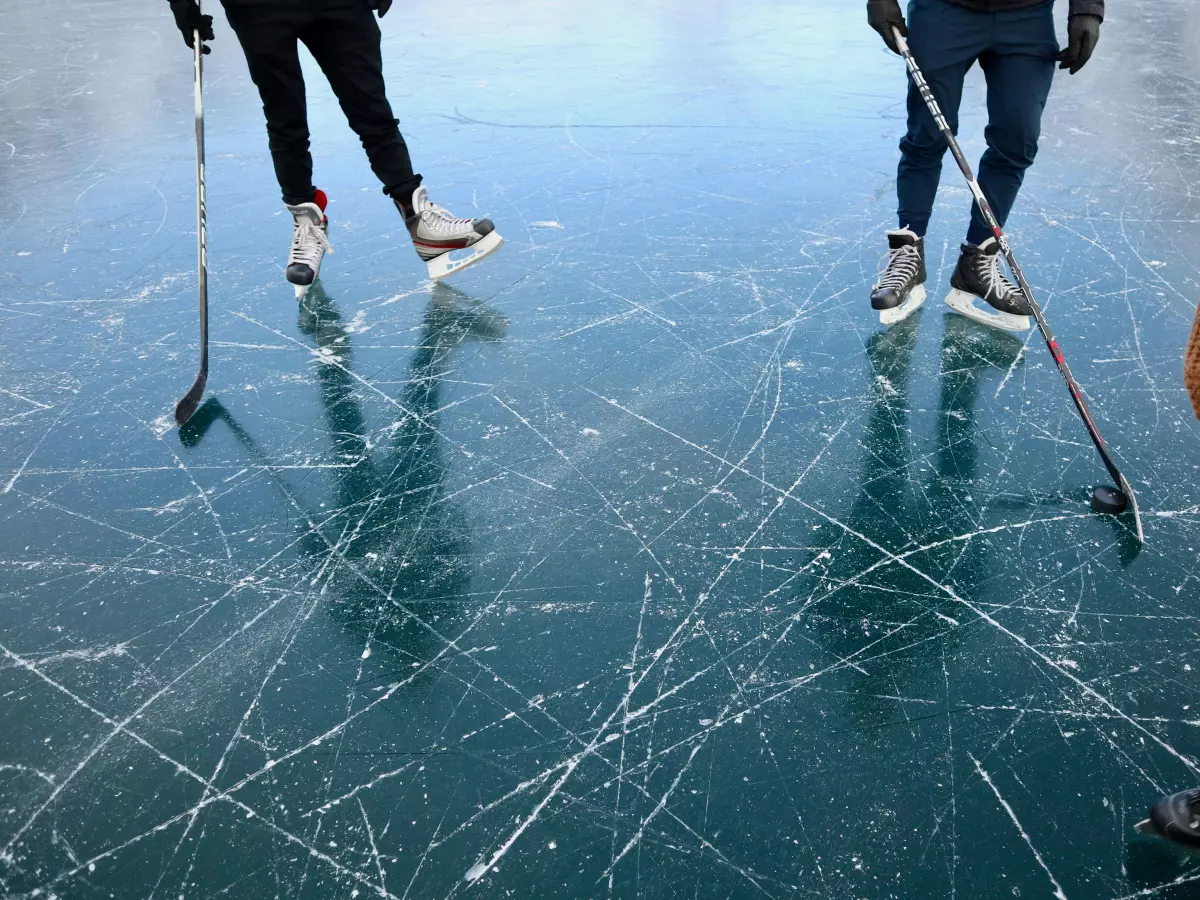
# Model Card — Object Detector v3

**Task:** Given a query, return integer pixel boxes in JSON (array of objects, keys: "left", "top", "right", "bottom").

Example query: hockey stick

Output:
[
  {"left": 892, "top": 27, "right": 1144, "bottom": 543},
  {"left": 174, "top": 24, "right": 210, "bottom": 426}
]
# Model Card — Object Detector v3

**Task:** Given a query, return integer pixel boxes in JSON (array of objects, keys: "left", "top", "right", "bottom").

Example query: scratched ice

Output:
[{"left": 2, "top": 0, "right": 1200, "bottom": 897}]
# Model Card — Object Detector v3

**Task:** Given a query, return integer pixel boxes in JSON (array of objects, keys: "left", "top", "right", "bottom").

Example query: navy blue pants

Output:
[{"left": 897, "top": 0, "right": 1058, "bottom": 245}]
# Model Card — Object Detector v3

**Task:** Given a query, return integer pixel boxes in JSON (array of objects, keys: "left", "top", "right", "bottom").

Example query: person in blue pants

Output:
[{"left": 865, "top": 0, "right": 1103, "bottom": 332}]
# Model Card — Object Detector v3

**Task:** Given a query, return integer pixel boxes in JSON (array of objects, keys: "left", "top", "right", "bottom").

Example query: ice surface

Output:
[{"left": 2, "top": 0, "right": 1200, "bottom": 897}]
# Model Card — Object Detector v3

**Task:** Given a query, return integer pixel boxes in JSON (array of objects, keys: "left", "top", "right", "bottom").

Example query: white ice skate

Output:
[
  {"left": 285, "top": 191, "right": 332, "bottom": 298},
  {"left": 944, "top": 238, "right": 1031, "bottom": 333},
  {"left": 402, "top": 186, "right": 502, "bottom": 281},
  {"left": 871, "top": 228, "right": 926, "bottom": 326}
]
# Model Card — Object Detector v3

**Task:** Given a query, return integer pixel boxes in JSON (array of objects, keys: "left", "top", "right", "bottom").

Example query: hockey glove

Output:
[
  {"left": 867, "top": 0, "right": 907, "bottom": 55},
  {"left": 169, "top": 0, "right": 214, "bottom": 54},
  {"left": 1057, "top": 14, "right": 1101, "bottom": 74},
  {"left": 370, "top": 0, "right": 393, "bottom": 18}
]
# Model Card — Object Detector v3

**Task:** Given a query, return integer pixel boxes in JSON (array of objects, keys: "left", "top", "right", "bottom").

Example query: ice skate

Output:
[
  {"left": 400, "top": 186, "right": 502, "bottom": 281},
  {"left": 945, "top": 238, "right": 1032, "bottom": 333},
  {"left": 871, "top": 228, "right": 926, "bottom": 326},
  {"left": 1136, "top": 789, "right": 1200, "bottom": 849},
  {"left": 285, "top": 189, "right": 332, "bottom": 298}
]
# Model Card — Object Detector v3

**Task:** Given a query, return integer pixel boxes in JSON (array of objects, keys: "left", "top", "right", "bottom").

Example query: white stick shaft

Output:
[{"left": 193, "top": 28, "right": 208, "bottom": 366}]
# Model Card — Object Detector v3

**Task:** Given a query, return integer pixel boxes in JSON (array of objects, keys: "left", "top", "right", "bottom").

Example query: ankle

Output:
[
  {"left": 393, "top": 196, "right": 415, "bottom": 219},
  {"left": 385, "top": 179, "right": 422, "bottom": 219}
]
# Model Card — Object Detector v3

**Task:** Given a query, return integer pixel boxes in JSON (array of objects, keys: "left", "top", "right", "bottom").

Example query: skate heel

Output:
[
  {"left": 945, "top": 288, "right": 1031, "bottom": 333},
  {"left": 426, "top": 230, "right": 504, "bottom": 281},
  {"left": 879, "top": 283, "right": 925, "bottom": 326}
]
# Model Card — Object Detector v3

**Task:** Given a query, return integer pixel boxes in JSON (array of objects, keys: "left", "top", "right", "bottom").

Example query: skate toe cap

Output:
[
  {"left": 473, "top": 218, "right": 495, "bottom": 238},
  {"left": 286, "top": 264, "right": 316, "bottom": 286},
  {"left": 1149, "top": 792, "right": 1200, "bottom": 848},
  {"left": 871, "top": 289, "right": 901, "bottom": 311}
]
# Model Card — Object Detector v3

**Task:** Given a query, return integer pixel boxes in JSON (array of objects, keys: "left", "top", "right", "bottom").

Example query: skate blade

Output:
[
  {"left": 288, "top": 273, "right": 318, "bottom": 299},
  {"left": 879, "top": 284, "right": 926, "bottom": 327},
  {"left": 427, "top": 232, "right": 503, "bottom": 281},
  {"left": 945, "top": 289, "right": 1031, "bottom": 333},
  {"left": 1135, "top": 819, "right": 1155, "bottom": 835}
]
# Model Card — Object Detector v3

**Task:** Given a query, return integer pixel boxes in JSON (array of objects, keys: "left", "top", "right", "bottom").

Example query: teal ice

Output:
[{"left": 2, "top": 1, "right": 1200, "bottom": 897}]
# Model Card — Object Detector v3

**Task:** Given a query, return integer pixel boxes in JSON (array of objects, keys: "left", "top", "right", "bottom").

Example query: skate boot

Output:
[
  {"left": 285, "top": 189, "right": 332, "bottom": 299},
  {"left": 871, "top": 228, "right": 926, "bottom": 326},
  {"left": 945, "top": 238, "right": 1032, "bottom": 333},
  {"left": 398, "top": 186, "right": 502, "bottom": 281},
  {"left": 1135, "top": 789, "right": 1200, "bottom": 848}
]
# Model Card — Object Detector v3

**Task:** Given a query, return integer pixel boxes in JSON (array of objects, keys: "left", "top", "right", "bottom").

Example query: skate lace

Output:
[
  {"left": 876, "top": 244, "right": 920, "bottom": 290},
  {"left": 423, "top": 204, "right": 474, "bottom": 236},
  {"left": 291, "top": 219, "right": 332, "bottom": 267},
  {"left": 978, "top": 252, "right": 1021, "bottom": 302}
]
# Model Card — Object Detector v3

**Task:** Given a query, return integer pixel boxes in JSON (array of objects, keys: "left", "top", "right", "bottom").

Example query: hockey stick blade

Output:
[
  {"left": 1117, "top": 471, "right": 1145, "bottom": 544},
  {"left": 174, "top": 371, "right": 208, "bottom": 426}
]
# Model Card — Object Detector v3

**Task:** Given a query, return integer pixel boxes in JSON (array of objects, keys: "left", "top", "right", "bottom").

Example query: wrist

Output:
[{"left": 1068, "top": 0, "right": 1104, "bottom": 21}]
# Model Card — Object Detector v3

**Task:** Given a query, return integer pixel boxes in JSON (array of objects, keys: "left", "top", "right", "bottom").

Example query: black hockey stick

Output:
[
  {"left": 174, "top": 25, "right": 210, "bottom": 426},
  {"left": 893, "top": 27, "right": 1144, "bottom": 543}
]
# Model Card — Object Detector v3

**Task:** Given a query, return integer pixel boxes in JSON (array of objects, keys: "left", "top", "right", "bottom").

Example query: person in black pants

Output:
[
  {"left": 167, "top": 0, "right": 502, "bottom": 292},
  {"left": 866, "top": 0, "right": 1103, "bottom": 333}
]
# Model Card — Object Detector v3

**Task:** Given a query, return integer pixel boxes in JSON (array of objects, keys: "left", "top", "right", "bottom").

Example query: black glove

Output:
[
  {"left": 169, "top": 0, "right": 215, "bottom": 54},
  {"left": 369, "top": 0, "right": 393, "bottom": 18},
  {"left": 1057, "top": 14, "right": 1101, "bottom": 74},
  {"left": 867, "top": 0, "right": 907, "bottom": 55}
]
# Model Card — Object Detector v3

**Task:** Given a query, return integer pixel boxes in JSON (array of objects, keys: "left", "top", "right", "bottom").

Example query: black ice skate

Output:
[
  {"left": 945, "top": 238, "right": 1032, "bottom": 333},
  {"left": 871, "top": 228, "right": 926, "bottom": 326},
  {"left": 285, "top": 189, "right": 332, "bottom": 298},
  {"left": 1136, "top": 789, "right": 1200, "bottom": 849}
]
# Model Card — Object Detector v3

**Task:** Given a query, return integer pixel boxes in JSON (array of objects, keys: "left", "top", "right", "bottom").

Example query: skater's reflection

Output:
[
  {"left": 296, "top": 281, "right": 508, "bottom": 672},
  {"left": 782, "top": 315, "right": 1028, "bottom": 895},
  {"left": 819, "top": 313, "right": 1025, "bottom": 734}
]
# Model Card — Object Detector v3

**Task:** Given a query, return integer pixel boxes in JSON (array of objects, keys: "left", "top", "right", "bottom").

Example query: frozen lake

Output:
[{"left": 2, "top": 0, "right": 1200, "bottom": 896}]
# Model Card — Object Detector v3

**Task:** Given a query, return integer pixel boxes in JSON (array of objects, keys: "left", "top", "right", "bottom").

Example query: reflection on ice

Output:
[{"left": 1, "top": 0, "right": 1200, "bottom": 897}]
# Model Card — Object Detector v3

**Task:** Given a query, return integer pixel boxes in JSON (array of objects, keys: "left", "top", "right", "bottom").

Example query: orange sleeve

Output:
[{"left": 1186, "top": 299, "right": 1200, "bottom": 420}]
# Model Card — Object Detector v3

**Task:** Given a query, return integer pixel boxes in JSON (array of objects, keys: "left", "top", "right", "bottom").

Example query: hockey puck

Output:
[{"left": 1091, "top": 485, "right": 1128, "bottom": 515}]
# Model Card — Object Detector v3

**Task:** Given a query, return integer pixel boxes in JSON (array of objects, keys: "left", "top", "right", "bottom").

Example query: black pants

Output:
[{"left": 221, "top": 0, "right": 421, "bottom": 206}]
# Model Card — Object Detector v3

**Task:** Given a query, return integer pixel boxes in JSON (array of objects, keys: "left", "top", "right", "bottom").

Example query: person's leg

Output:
[
  {"left": 896, "top": 0, "right": 985, "bottom": 237},
  {"left": 966, "top": 1, "right": 1057, "bottom": 246},
  {"left": 300, "top": 0, "right": 421, "bottom": 206},
  {"left": 222, "top": 2, "right": 316, "bottom": 205}
]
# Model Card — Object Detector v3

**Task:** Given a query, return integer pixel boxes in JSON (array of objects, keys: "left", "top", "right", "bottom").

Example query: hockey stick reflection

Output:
[{"left": 180, "top": 281, "right": 510, "bottom": 683}]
